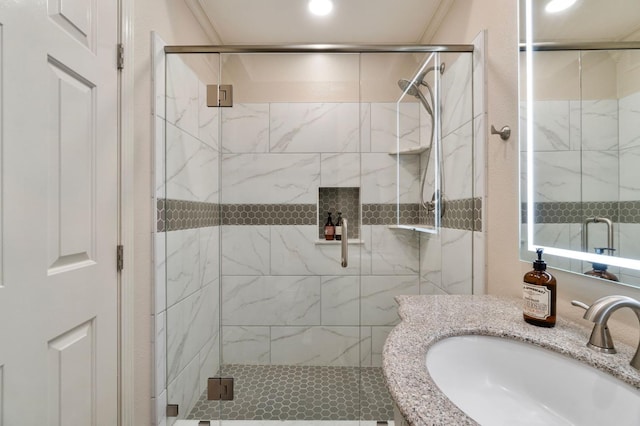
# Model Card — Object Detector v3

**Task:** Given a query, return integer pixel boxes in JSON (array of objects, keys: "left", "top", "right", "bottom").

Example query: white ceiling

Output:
[
  {"left": 195, "top": 0, "right": 451, "bottom": 44},
  {"left": 522, "top": 0, "right": 640, "bottom": 42},
  {"left": 193, "top": 0, "right": 640, "bottom": 45}
]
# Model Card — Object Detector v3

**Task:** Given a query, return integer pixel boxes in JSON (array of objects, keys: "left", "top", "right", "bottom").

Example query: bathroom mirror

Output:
[{"left": 519, "top": 0, "right": 640, "bottom": 287}]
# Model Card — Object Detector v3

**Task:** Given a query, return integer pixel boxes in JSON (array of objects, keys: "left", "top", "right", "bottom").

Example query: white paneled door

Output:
[{"left": 0, "top": 0, "right": 119, "bottom": 425}]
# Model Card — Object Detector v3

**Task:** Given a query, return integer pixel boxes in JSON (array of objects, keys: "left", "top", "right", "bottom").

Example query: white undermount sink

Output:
[{"left": 426, "top": 335, "right": 640, "bottom": 426}]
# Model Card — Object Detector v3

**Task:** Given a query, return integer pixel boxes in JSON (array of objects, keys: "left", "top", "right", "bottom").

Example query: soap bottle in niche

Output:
[
  {"left": 324, "top": 212, "right": 335, "bottom": 241},
  {"left": 335, "top": 212, "right": 343, "bottom": 241},
  {"left": 523, "top": 248, "right": 556, "bottom": 328}
]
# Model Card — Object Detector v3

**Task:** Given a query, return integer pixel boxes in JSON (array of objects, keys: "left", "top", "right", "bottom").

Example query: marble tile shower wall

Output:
[
  {"left": 152, "top": 34, "right": 221, "bottom": 425},
  {"left": 219, "top": 101, "right": 423, "bottom": 368},
  {"left": 520, "top": 90, "right": 640, "bottom": 285},
  {"left": 420, "top": 32, "right": 486, "bottom": 297}
]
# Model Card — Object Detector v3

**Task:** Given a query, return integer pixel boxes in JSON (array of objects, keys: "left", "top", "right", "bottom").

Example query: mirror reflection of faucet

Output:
[{"left": 582, "top": 217, "right": 618, "bottom": 281}]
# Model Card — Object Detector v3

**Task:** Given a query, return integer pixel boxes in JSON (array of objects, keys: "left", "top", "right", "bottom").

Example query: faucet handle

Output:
[
  {"left": 571, "top": 300, "right": 590, "bottom": 311},
  {"left": 572, "top": 300, "right": 616, "bottom": 354}
]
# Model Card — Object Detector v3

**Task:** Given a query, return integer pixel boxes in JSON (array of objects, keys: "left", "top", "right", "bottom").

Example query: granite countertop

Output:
[{"left": 382, "top": 295, "right": 640, "bottom": 426}]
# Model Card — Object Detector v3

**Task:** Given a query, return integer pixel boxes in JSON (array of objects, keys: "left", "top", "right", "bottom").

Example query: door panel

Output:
[
  {"left": 47, "top": 0, "right": 96, "bottom": 51},
  {"left": 47, "top": 320, "right": 96, "bottom": 426},
  {"left": 47, "top": 57, "right": 96, "bottom": 273},
  {"left": 0, "top": 0, "right": 118, "bottom": 424}
]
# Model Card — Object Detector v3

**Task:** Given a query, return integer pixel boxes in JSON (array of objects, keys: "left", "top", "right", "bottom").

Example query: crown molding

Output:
[
  {"left": 184, "top": 0, "right": 223, "bottom": 44},
  {"left": 419, "top": 0, "right": 455, "bottom": 43}
]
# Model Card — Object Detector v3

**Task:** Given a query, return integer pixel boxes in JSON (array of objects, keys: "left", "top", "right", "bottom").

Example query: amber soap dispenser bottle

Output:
[{"left": 523, "top": 248, "right": 556, "bottom": 328}]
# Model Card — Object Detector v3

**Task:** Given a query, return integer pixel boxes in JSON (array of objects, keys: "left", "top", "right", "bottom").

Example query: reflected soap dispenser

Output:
[
  {"left": 584, "top": 248, "right": 619, "bottom": 282},
  {"left": 523, "top": 248, "right": 556, "bottom": 328}
]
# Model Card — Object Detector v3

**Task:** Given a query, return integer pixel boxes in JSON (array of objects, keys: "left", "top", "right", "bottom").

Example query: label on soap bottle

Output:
[{"left": 523, "top": 283, "right": 551, "bottom": 319}]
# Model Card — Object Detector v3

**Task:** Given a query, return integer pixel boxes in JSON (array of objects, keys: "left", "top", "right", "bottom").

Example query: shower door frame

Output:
[{"left": 161, "top": 43, "right": 475, "bottom": 424}]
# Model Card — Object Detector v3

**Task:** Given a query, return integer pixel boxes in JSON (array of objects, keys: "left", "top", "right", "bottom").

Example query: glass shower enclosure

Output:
[{"left": 156, "top": 43, "right": 474, "bottom": 425}]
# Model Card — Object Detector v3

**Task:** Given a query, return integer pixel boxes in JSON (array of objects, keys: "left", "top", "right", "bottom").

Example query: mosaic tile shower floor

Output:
[{"left": 186, "top": 365, "right": 394, "bottom": 422}]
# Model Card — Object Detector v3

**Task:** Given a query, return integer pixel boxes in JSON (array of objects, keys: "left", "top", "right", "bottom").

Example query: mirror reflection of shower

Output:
[{"left": 398, "top": 62, "right": 445, "bottom": 217}]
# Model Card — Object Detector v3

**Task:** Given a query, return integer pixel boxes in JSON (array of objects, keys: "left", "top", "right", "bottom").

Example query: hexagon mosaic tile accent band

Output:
[
  {"left": 157, "top": 199, "right": 219, "bottom": 232},
  {"left": 521, "top": 201, "right": 640, "bottom": 224},
  {"left": 157, "top": 198, "right": 482, "bottom": 232},
  {"left": 222, "top": 204, "right": 317, "bottom": 226},
  {"left": 186, "top": 365, "right": 394, "bottom": 421}
]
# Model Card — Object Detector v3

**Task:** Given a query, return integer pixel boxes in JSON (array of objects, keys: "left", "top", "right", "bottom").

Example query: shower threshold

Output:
[{"left": 186, "top": 364, "right": 394, "bottom": 422}]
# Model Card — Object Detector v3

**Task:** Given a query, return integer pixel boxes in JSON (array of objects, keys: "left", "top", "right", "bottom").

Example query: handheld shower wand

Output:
[{"left": 397, "top": 63, "right": 446, "bottom": 216}]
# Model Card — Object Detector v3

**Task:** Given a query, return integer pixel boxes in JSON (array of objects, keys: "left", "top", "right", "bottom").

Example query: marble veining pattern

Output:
[
  {"left": 361, "top": 154, "right": 419, "bottom": 204},
  {"left": 360, "top": 276, "right": 419, "bottom": 326},
  {"left": 167, "top": 356, "right": 201, "bottom": 424},
  {"left": 320, "top": 153, "right": 361, "bottom": 187},
  {"left": 270, "top": 103, "right": 359, "bottom": 153},
  {"left": 221, "top": 153, "right": 320, "bottom": 204},
  {"left": 533, "top": 151, "right": 581, "bottom": 202},
  {"left": 370, "top": 226, "right": 420, "bottom": 275},
  {"left": 166, "top": 229, "right": 200, "bottom": 308},
  {"left": 383, "top": 296, "right": 640, "bottom": 426},
  {"left": 532, "top": 100, "right": 571, "bottom": 151},
  {"left": 619, "top": 91, "right": 640, "bottom": 151},
  {"left": 370, "top": 102, "right": 420, "bottom": 153},
  {"left": 166, "top": 122, "right": 219, "bottom": 203},
  {"left": 198, "top": 81, "right": 219, "bottom": 151},
  {"left": 198, "top": 334, "right": 220, "bottom": 391},
  {"left": 441, "top": 228, "right": 473, "bottom": 295},
  {"left": 221, "top": 225, "right": 271, "bottom": 275},
  {"left": 620, "top": 146, "right": 640, "bottom": 201},
  {"left": 166, "top": 54, "right": 199, "bottom": 137},
  {"left": 581, "top": 150, "right": 619, "bottom": 202},
  {"left": 221, "top": 103, "right": 270, "bottom": 153},
  {"left": 320, "top": 276, "right": 360, "bottom": 326},
  {"left": 442, "top": 120, "right": 473, "bottom": 200},
  {"left": 270, "top": 225, "right": 360, "bottom": 276},
  {"left": 221, "top": 275, "right": 321, "bottom": 326},
  {"left": 581, "top": 99, "right": 619, "bottom": 151},
  {"left": 441, "top": 53, "right": 472, "bottom": 136},
  {"left": 222, "top": 326, "right": 271, "bottom": 364},
  {"left": 270, "top": 327, "right": 362, "bottom": 366},
  {"left": 419, "top": 233, "right": 442, "bottom": 292}
]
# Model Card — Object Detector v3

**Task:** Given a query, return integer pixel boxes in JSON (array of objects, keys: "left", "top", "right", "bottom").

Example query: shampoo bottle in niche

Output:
[
  {"left": 324, "top": 212, "right": 335, "bottom": 241},
  {"left": 523, "top": 248, "right": 556, "bottom": 328},
  {"left": 335, "top": 212, "right": 343, "bottom": 241}
]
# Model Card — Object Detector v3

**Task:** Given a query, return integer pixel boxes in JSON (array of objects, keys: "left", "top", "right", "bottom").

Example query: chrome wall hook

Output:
[{"left": 490, "top": 124, "right": 511, "bottom": 141}]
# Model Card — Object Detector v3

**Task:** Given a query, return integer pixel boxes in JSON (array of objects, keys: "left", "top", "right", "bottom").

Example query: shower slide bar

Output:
[{"left": 164, "top": 44, "right": 475, "bottom": 54}]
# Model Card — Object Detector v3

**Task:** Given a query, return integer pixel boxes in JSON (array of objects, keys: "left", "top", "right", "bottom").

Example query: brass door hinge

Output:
[
  {"left": 207, "top": 377, "right": 234, "bottom": 400},
  {"left": 166, "top": 404, "right": 179, "bottom": 417},
  {"left": 206, "top": 84, "right": 233, "bottom": 107},
  {"left": 117, "top": 44, "right": 125, "bottom": 70},
  {"left": 117, "top": 245, "right": 124, "bottom": 271}
]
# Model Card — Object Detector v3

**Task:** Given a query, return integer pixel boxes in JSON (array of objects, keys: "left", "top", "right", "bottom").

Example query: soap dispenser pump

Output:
[{"left": 523, "top": 248, "right": 556, "bottom": 328}]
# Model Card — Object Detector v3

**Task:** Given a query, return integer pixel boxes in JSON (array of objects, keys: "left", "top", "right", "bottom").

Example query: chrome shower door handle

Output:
[{"left": 341, "top": 219, "right": 348, "bottom": 268}]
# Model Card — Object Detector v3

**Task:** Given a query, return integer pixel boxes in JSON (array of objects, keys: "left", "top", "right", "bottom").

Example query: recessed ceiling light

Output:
[
  {"left": 308, "top": 0, "right": 333, "bottom": 16},
  {"left": 545, "top": 0, "right": 577, "bottom": 13}
]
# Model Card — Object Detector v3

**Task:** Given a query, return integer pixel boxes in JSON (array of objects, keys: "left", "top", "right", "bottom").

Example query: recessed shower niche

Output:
[{"left": 317, "top": 187, "right": 360, "bottom": 241}]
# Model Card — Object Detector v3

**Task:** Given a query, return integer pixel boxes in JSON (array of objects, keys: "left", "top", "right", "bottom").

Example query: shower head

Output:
[
  {"left": 397, "top": 78, "right": 433, "bottom": 116},
  {"left": 397, "top": 62, "right": 444, "bottom": 116}
]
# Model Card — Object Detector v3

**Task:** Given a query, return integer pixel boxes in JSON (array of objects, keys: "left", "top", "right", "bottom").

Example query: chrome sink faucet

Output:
[{"left": 572, "top": 296, "right": 640, "bottom": 370}]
